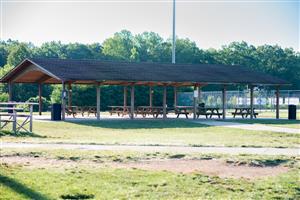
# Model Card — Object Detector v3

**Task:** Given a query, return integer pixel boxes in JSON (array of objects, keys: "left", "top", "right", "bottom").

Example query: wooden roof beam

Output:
[{"left": 36, "top": 74, "right": 52, "bottom": 83}]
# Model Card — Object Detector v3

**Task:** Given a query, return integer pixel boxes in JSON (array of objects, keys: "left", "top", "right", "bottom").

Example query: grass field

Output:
[
  {"left": 225, "top": 119, "right": 300, "bottom": 129},
  {"left": 1, "top": 120, "right": 299, "bottom": 148},
  {"left": 256, "top": 110, "right": 300, "bottom": 120},
  {"left": 1, "top": 148, "right": 299, "bottom": 200},
  {"left": 1, "top": 113, "right": 299, "bottom": 199},
  {"left": 2, "top": 166, "right": 298, "bottom": 200}
]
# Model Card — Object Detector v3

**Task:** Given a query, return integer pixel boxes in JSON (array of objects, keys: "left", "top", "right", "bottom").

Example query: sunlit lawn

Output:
[
  {"left": 255, "top": 110, "right": 300, "bottom": 120},
  {"left": 224, "top": 119, "right": 300, "bottom": 129},
  {"left": 2, "top": 111, "right": 299, "bottom": 200},
  {"left": 1, "top": 120, "right": 299, "bottom": 148},
  {"left": 1, "top": 149, "right": 299, "bottom": 200},
  {"left": 1, "top": 166, "right": 299, "bottom": 200}
]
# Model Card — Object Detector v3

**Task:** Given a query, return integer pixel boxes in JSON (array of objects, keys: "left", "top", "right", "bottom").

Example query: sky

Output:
[{"left": 0, "top": 0, "right": 299, "bottom": 50}]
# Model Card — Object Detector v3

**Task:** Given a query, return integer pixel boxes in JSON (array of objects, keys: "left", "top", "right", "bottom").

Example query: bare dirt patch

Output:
[
  {"left": 0, "top": 156, "right": 105, "bottom": 169},
  {"left": 111, "top": 159, "right": 289, "bottom": 179},
  {"left": 0, "top": 156, "right": 289, "bottom": 179}
]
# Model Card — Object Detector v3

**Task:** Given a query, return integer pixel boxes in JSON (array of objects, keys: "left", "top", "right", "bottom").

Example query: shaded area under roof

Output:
[{"left": 0, "top": 58, "right": 289, "bottom": 86}]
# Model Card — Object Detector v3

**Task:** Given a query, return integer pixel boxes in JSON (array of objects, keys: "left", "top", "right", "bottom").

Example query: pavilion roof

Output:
[{"left": 0, "top": 58, "right": 289, "bottom": 86}]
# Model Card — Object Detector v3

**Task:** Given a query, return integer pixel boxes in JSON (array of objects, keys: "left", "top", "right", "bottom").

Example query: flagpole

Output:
[{"left": 172, "top": 0, "right": 176, "bottom": 64}]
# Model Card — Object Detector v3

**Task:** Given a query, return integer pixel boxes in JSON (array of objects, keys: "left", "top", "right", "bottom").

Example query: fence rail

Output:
[{"left": 178, "top": 90, "right": 300, "bottom": 110}]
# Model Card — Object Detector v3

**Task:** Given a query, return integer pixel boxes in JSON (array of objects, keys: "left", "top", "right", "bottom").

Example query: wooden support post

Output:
[
  {"left": 8, "top": 82, "right": 13, "bottom": 101},
  {"left": 149, "top": 86, "right": 153, "bottom": 107},
  {"left": 61, "top": 82, "right": 66, "bottom": 121},
  {"left": 197, "top": 86, "right": 201, "bottom": 104},
  {"left": 130, "top": 85, "right": 135, "bottom": 119},
  {"left": 276, "top": 86, "right": 280, "bottom": 119},
  {"left": 193, "top": 85, "right": 197, "bottom": 120},
  {"left": 250, "top": 85, "right": 254, "bottom": 119},
  {"left": 12, "top": 108, "right": 16, "bottom": 133},
  {"left": 163, "top": 85, "right": 167, "bottom": 119},
  {"left": 68, "top": 83, "right": 72, "bottom": 108},
  {"left": 173, "top": 86, "right": 177, "bottom": 107},
  {"left": 29, "top": 104, "right": 33, "bottom": 132},
  {"left": 222, "top": 85, "right": 226, "bottom": 120},
  {"left": 123, "top": 86, "right": 127, "bottom": 107},
  {"left": 96, "top": 84, "right": 101, "bottom": 120},
  {"left": 38, "top": 84, "right": 42, "bottom": 115}
]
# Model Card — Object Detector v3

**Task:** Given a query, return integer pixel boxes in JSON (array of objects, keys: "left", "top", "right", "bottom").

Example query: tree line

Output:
[{"left": 0, "top": 30, "right": 299, "bottom": 110}]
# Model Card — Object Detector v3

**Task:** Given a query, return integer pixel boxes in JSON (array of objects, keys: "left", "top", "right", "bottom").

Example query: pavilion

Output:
[{"left": 0, "top": 58, "right": 289, "bottom": 120}]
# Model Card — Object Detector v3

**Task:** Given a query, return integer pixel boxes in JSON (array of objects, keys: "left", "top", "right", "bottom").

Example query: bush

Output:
[
  {"left": 50, "top": 86, "right": 62, "bottom": 104},
  {"left": 0, "top": 93, "right": 8, "bottom": 102},
  {"left": 27, "top": 96, "right": 51, "bottom": 112}
]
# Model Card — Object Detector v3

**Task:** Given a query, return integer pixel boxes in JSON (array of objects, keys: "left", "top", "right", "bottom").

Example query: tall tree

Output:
[
  {"left": 174, "top": 38, "right": 202, "bottom": 64},
  {"left": 7, "top": 43, "right": 32, "bottom": 66},
  {"left": 134, "top": 32, "right": 165, "bottom": 62},
  {"left": 33, "top": 41, "right": 66, "bottom": 58},
  {"left": 102, "top": 30, "right": 135, "bottom": 61}
]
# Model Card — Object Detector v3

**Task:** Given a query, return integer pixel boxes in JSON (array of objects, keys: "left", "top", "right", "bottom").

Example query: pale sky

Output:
[{"left": 0, "top": 0, "right": 299, "bottom": 50}]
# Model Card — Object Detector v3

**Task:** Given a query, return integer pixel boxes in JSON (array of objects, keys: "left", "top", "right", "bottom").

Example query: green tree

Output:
[
  {"left": 102, "top": 30, "right": 135, "bottom": 61},
  {"left": 7, "top": 43, "right": 32, "bottom": 66},
  {"left": 33, "top": 41, "right": 66, "bottom": 58},
  {"left": 134, "top": 32, "right": 165, "bottom": 62},
  {"left": 174, "top": 38, "right": 202, "bottom": 63}
]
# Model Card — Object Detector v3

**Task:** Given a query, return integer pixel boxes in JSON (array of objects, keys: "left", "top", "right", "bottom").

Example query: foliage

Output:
[
  {"left": 50, "top": 85, "right": 62, "bottom": 103},
  {"left": 7, "top": 43, "right": 32, "bottom": 66},
  {"left": 27, "top": 96, "right": 51, "bottom": 112},
  {"left": 0, "top": 92, "right": 9, "bottom": 102},
  {"left": 102, "top": 30, "right": 135, "bottom": 61},
  {"left": 0, "top": 30, "right": 299, "bottom": 108}
]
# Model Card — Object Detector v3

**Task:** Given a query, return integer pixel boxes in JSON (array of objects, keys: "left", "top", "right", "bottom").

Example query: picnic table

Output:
[
  {"left": 232, "top": 107, "right": 258, "bottom": 118},
  {"left": 108, "top": 106, "right": 130, "bottom": 116},
  {"left": 136, "top": 106, "right": 166, "bottom": 118},
  {"left": 0, "top": 102, "right": 38, "bottom": 133},
  {"left": 65, "top": 106, "right": 100, "bottom": 118},
  {"left": 197, "top": 107, "right": 223, "bottom": 119},
  {"left": 174, "top": 106, "right": 223, "bottom": 119},
  {"left": 65, "top": 106, "right": 79, "bottom": 118},
  {"left": 175, "top": 106, "right": 193, "bottom": 119}
]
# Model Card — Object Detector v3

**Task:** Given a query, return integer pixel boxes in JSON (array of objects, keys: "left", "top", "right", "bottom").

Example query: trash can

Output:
[
  {"left": 7, "top": 104, "right": 13, "bottom": 114},
  {"left": 51, "top": 103, "right": 61, "bottom": 121},
  {"left": 288, "top": 105, "right": 296, "bottom": 120}
]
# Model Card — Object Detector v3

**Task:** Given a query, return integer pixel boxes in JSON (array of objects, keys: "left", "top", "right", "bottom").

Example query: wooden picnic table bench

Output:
[
  {"left": 232, "top": 107, "right": 258, "bottom": 118},
  {"left": 136, "top": 106, "right": 166, "bottom": 118},
  {"left": 108, "top": 106, "right": 130, "bottom": 116},
  {"left": 65, "top": 106, "right": 79, "bottom": 118},
  {"left": 86, "top": 106, "right": 97, "bottom": 117},
  {"left": 65, "top": 106, "right": 103, "bottom": 118},
  {"left": 175, "top": 106, "right": 193, "bottom": 119},
  {"left": 196, "top": 107, "right": 223, "bottom": 119}
]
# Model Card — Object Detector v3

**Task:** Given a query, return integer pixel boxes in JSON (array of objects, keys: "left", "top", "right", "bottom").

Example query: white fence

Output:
[{"left": 178, "top": 90, "right": 300, "bottom": 109}]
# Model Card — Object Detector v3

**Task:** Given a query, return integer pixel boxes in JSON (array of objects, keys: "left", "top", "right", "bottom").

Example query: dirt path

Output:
[
  {"left": 1, "top": 142, "right": 299, "bottom": 156},
  {"left": 194, "top": 120, "right": 299, "bottom": 134},
  {"left": 0, "top": 156, "right": 289, "bottom": 180}
]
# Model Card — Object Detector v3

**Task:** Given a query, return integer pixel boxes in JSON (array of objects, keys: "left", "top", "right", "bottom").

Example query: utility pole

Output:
[{"left": 172, "top": 0, "right": 176, "bottom": 64}]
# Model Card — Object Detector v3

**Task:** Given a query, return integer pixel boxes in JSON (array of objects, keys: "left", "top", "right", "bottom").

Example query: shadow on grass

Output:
[
  {"left": 0, "top": 174, "right": 51, "bottom": 200},
  {"left": 0, "top": 130, "right": 46, "bottom": 138},
  {"left": 61, "top": 193, "right": 95, "bottom": 199},
  {"left": 258, "top": 158, "right": 290, "bottom": 167},
  {"left": 66, "top": 119, "right": 209, "bottom": 129}
]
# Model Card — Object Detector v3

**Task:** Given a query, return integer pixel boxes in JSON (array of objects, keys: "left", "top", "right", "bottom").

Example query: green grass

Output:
[
  {"left": 225, "top": 119, "right": 300, "bottom": 129},
  {"left": 1, "top": 120, "right": 299, "bottom": 148},
  {"left": 255, "top": 110, "right": 300, "bottom": 120},
  {"left": 1, "top": 148, "right": 299, "bottom": 199},
  {"left": 1, "top": 162, "right": 299, "bottom": 200}
]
